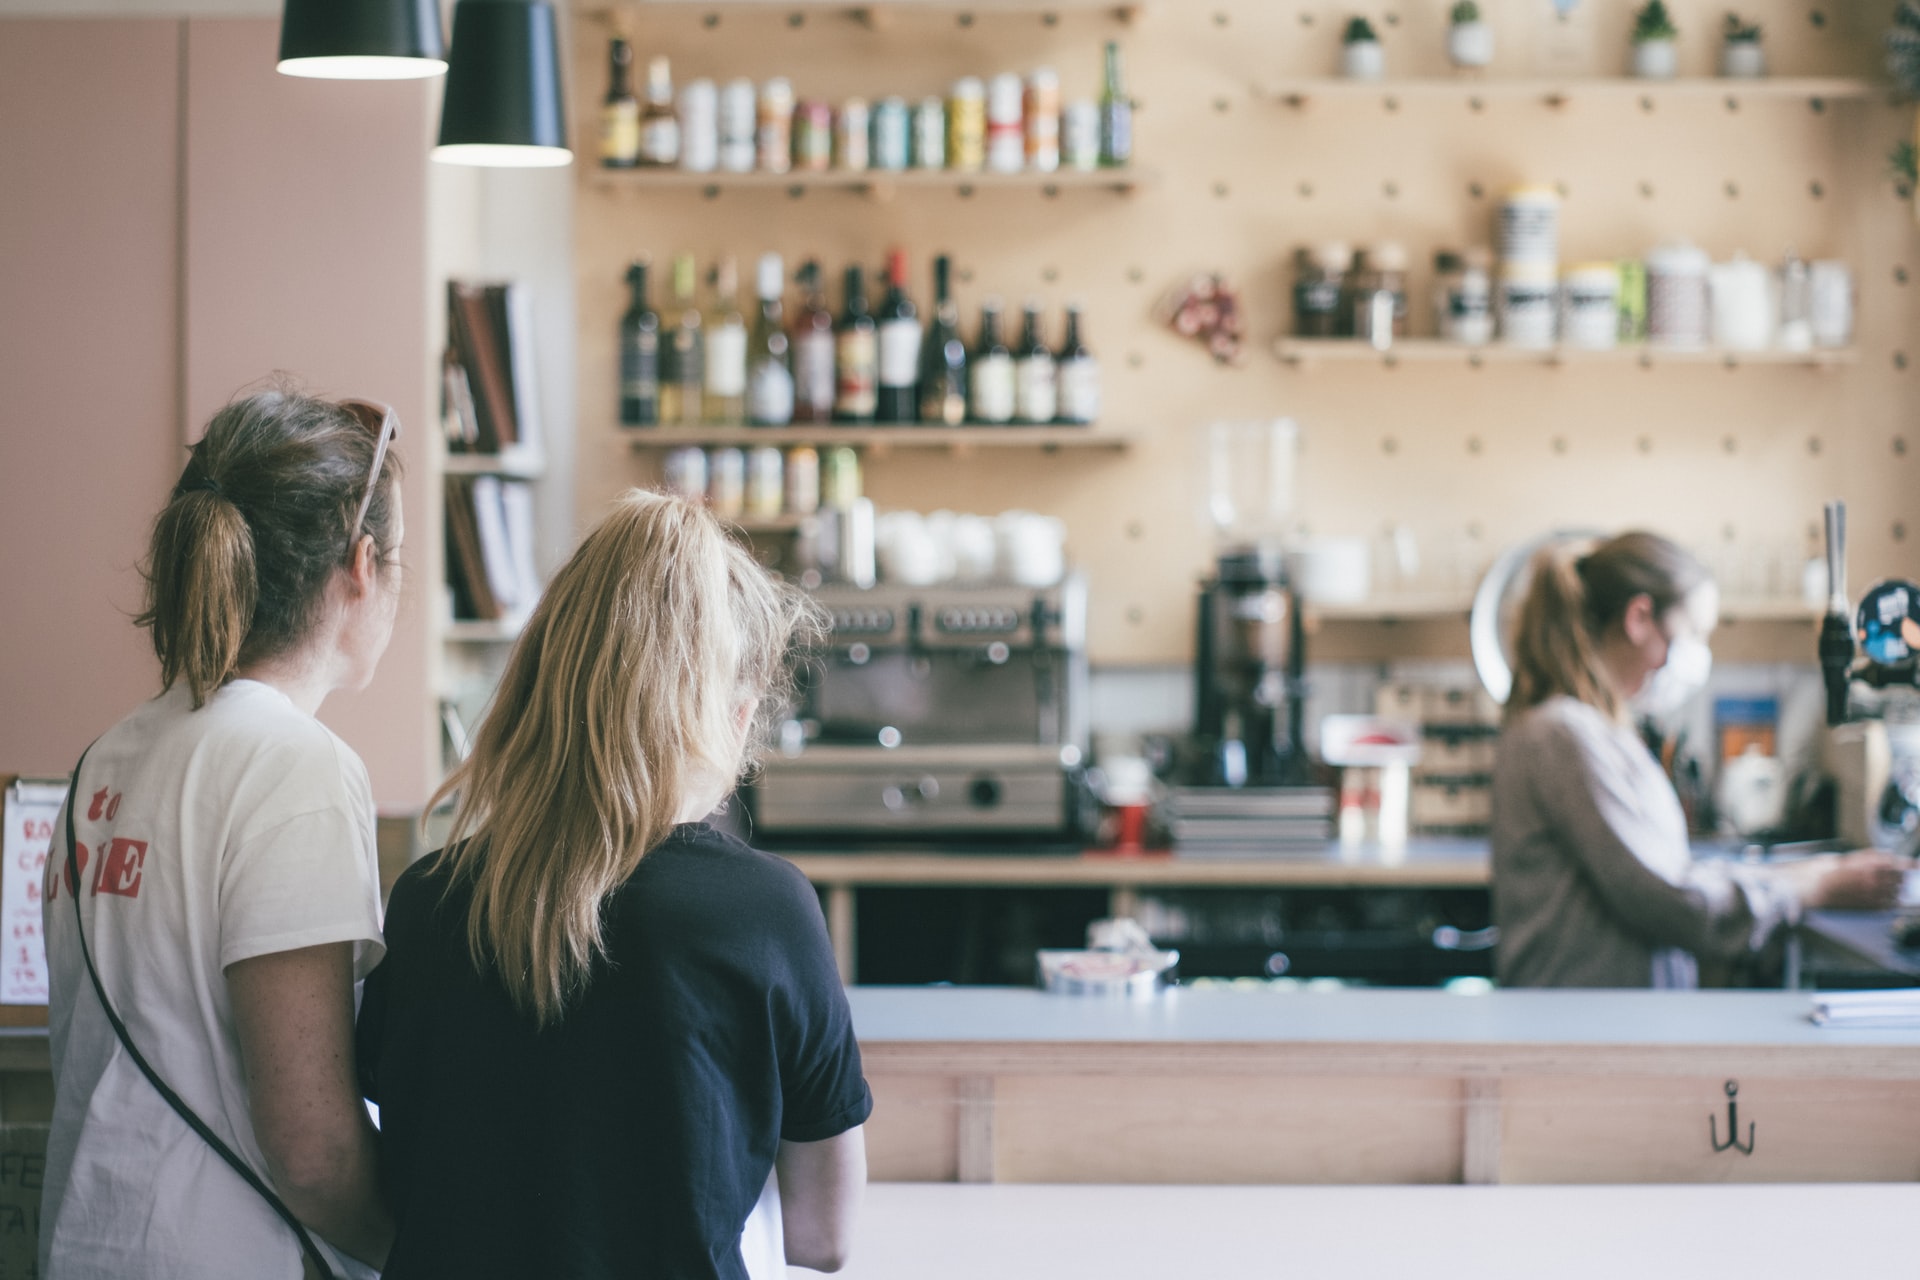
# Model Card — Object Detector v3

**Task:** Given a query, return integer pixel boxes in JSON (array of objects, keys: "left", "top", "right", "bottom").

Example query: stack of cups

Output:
[{"left": 1496, "top": 184, "right": 1560, "bottom": 350}]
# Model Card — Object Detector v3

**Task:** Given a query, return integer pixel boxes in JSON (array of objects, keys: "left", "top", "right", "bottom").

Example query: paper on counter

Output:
[{"left": 1811, "top": 988, "right": 1920, "bottom": 1028}]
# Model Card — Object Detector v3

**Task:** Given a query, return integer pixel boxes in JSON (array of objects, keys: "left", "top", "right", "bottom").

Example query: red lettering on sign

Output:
[{"left": 95, "top": 839, "right": 146, "bottom": 899}]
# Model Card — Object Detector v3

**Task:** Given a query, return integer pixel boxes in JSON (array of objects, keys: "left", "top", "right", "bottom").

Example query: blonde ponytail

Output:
[{"left": 137, "top": 489, "right": 259, "bottom": 710}]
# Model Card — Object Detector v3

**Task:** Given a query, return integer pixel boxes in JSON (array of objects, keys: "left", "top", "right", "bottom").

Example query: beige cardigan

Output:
[{"left": 1491, "top": 696, "right": 1800, "bottom": 988}]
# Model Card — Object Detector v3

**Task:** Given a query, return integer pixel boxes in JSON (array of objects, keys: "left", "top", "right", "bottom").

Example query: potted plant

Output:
[
  {"left": 1448, "top": 1, "right": 1495, "bottom": 70},
  {"left": 1720, "top": 13, "right": 1765, "bottom": 78},
  {"left": 1342, "top": 16, "right": 1385, "bottom": 81},
  {"left": 1630, "top": 0, "right": 1679, "bottom": 79}
]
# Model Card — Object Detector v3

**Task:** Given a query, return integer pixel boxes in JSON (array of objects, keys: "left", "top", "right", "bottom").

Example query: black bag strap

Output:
[{"left": 63, "top": 745, "right": 341, "bottom": 1279}]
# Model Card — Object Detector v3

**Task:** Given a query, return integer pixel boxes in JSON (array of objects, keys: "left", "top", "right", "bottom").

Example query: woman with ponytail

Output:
[
  {"left": 42, "top": 389, "right": 404, "bottom": 1277},
  {"left": 1493, "top": 531, "right": 1904, "bottom": 987},
  {"left": 357, "top": 490, "right": 870, "bottom": 1280}
]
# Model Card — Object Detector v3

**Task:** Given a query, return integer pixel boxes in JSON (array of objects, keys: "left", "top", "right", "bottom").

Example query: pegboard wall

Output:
[{"left": 570, "top": 0, "right": 1916, "bottom": 666}]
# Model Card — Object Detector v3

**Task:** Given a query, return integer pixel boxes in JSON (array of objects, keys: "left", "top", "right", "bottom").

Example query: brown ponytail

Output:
[
  {"left": 136, "top": 387, "right": 402, "bottom": 709},
  {"left": 1506, "top": 531, "right": 1708, "bottom": 723},
  {"left": 140, "top": 489, "right": 260, "bottom": 709}
]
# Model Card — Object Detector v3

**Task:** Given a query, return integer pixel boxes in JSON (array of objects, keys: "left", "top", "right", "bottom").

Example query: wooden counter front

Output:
[{"left": 851, "top": 987, "right": 1920, "bottom": 1188}]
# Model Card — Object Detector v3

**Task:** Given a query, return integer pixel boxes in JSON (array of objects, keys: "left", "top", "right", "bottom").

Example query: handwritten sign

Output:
[{"left": 2, "top": 782, "right": 65, "bottom": 1005}]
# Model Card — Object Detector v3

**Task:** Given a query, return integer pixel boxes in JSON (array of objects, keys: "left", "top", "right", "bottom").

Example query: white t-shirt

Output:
[{"left": 41, "top": 680, "right": 386, "bottom": 1280}]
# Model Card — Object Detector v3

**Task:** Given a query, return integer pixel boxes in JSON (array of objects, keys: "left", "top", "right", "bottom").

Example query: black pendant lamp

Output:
[
  {"left": 434, "top": 1, "right": 573, "bottom": 168},
  {"left": 278, "top": 0, "right": 447, "bottom": 80}
]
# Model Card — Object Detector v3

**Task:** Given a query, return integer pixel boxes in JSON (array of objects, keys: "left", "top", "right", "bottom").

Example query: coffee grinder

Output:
[{"left": 1188, "top": 420, "right": 1311, "bottom": 787}]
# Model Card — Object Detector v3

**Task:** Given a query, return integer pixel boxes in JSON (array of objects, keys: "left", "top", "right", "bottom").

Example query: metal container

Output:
[
  {"left": 913, "top": 97, "right": 946, "bottom": 169},
  {"left": 837, "top": 98, "right": 870, "bottom": 171},
  {"left": 793, "top": 100, "right": 833, "bottom": 171},
  {"left": 871, "top": 96, "right": 910, "bottom": 171},
  {"left": 678, "top": 78, "right": 718, "bottom": 172},
  {"left": 756, "top": 78, "right": 794, "bottom": 174}
]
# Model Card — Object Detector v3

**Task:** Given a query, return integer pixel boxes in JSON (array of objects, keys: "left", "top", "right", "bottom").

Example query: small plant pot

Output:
[
  {"left": 1448, "top": 21, "right": 1495, "bottom": 69},
  {"left": 1631, "top": 38, "right": 1678, "bottom": 80},
  {"left": 1342, "top": 40, "right": 1386, "bottom": 81},
  {"left": 1719, "top": 41, "right": 1766, "bottom": 79}
]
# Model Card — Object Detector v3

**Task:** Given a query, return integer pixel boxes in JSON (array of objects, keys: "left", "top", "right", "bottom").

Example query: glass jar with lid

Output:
[
  {"left": 1344, "top": 242, "right": 1409, "bottom": 342},
  {"left": 1433, "top": 247, "right": 1493, "bottom": 345},
  {"left": 1292, "top": 242, "right": 1352, "bottom": 338}
]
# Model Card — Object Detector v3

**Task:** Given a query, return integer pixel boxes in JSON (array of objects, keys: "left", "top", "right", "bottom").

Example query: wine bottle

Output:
[
  {"left": 600, "top": 38, "right": 640, "bottom": 169},
  {"left": 1099, "top": 41, "right": 1132, "bottom": 169},
  {"left": 661, "top": 252, "right": 704, "bottom": 426},
  {"left": 1055, "top": 303, "right": 1101, "bottom": 425},
  {"left": 792, "top": 259, "right": 837, "bottom": 424},
  {"left": 834, "top": 265, "right": 878, "bottom": 424},
  {"left": 970, "top": 299, "right": 1015, "bottom": 425},
  {"left": 618, "top": 260, "right": 660, "bottom": 426},
  {"left": 875, "top": 249, "right": 923, "bottom": 424},
  {"left": 704, "top": 256, "right": 748, "bottom": 426},
  {"left": 747, "top": 253, "right": 795, "bottom": 427},
  {"left": 638, "top": 55, "right": 680, "bottom": 167},
  {"left": 1013, "top": 300, "right": 1056, "bottom": 426},
  {"left": 918, "top": 254, "right": 968, "bottom": 427}
]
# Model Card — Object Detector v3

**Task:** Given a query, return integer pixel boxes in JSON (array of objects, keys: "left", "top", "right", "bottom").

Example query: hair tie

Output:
[{"left": 188, "top": 477, "right": 227, "bottom": 502}]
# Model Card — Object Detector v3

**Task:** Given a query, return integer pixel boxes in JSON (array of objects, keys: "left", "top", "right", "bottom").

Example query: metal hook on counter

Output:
[{"left": 1710, "top": 1079, "right": 1755, "bottom": 1156}]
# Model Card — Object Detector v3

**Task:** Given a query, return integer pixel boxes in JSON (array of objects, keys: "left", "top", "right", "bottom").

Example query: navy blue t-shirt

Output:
[{"left": 356, "top": 823, "right": 871, "bottom": 1279}]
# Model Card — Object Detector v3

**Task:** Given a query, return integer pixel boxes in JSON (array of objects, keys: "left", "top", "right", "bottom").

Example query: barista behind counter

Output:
[{"left": 1491, "top": 531, "right": 1906, "bottom": 988}]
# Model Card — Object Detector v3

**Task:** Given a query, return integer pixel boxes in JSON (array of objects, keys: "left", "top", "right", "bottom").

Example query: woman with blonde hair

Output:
[
  {"left": 357, "top": 489, "right": 869, "bottom": 1278},
  {"left": 1492, "top": 530, "right": 1904, "bottom": 988}
]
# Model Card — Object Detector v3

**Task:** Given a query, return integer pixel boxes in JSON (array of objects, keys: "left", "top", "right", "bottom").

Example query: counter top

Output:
[
  {"left": 847, "top": 985, "right": 1920, "bottom": 1048},
  {"left": 784, "top": 838, "right": 1490, "bottom": 888}
]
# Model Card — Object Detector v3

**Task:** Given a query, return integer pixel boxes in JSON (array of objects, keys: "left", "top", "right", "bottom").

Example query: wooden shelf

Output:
[
  {"left": 1254, "top": 76, "right": 1878, "bottom": 109},
  {"left": 729, "top": 513, "right": 809, "bottom": 533},
  {"left": 589, "top": 166, "right": 1152, "bottom": 197},
  {"left": 442, "top": 450, "right": 547, "bottom": 479},
  {"left": 624, "top": 426, "right": 1132, "bottom": 452},
  {"left": 580, "top": 0, "right": 1141, "bottom": 22},
  {"left": 1275, "top": 338, "right": 1860, "bottom": 370}
]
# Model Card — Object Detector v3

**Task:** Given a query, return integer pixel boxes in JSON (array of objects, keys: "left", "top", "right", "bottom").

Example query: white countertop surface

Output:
[{"left": 847, "top": 985, "right": 1920, "bottom": 1049}]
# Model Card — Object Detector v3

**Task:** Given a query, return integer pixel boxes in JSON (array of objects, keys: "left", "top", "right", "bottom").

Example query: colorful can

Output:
[
  {"left": 821, "top": 446, "right": 862, "bottom": 511},
  {"left": 747, "top": 446, "right": 785, "bottom": 519},
  {"left": 948, "top": 77, "right": 986, "bottom": 172},
  {"left": 986, "top": 73, "right": 1024, "bottom": 174},
  {"left": 872, "top": 96, "right": 910, "bottom": 172},
  {"left": 679, "top": 78, "right": 718, "bottom": 172},
  {"left": 708, "top": 447, "right": 746, "bottom": 518},
  {"left": 757, "top": 78, "right": 794, "bottom": 175},
  {"left": 837, "top": 98, "right": 870, "bottom": 171},
  {"left": 719, "top": 78, "right": 756, "bottom": 173},
  {"left": 1024, "top": 68, "right": 1061, "bottom": 173},
  {"left": 1616, "top": 259, "right": 1649, "bottom": 343},
  {"left": 784, "top": 446, "right": 821, "bottom": 516},
  {"left": 1062, "top": 99, "right": 1099, "bottom": 172},
  {"left": 663, "top": 446, "right": 707, "bottom": 499},
  {"left": 793, "top": 100, "right": 833, "bottom": 171},
  {"left": 913, "top": 97, "right": 946, "bottom": 169}
]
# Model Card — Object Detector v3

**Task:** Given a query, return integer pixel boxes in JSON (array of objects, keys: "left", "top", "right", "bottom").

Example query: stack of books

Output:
[{"left": 1165, "top": 787, "right": 1335, "bottom": 859}]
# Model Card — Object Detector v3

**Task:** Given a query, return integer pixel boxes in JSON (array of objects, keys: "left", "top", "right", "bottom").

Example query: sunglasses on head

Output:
[{"left": 340, "top": 398, "right": 400, "bottom": 551}]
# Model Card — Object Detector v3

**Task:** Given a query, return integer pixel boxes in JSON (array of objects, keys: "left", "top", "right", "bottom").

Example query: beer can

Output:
[
  {"left": 757, "top": 78, "right": 794, "bottom": 175},
  {"left": 663, "top": 447, "right": 708, "bottom": 499},
  {"left": 836, "top": 98, "right": 870, "bottom": 171},
  {"left": 821, "top": 446, "right": 862, "bottom": 511},
  {"left": 947, "top": 78, "right": 986, "bottom": 173},
  {"left": 784, "top": 446, "right": 821, "bottom": 516},
  {"left": 719, "top": 78, "right": 756, "bottom": 173},
  {"left": 747, "top": 446, "right": 785, "bottom": 518},
  {"left": 793, "top": 100, "right": 833, "bottom": 172},
  {"left": 872, "top": 96, "right": 910, "bottom": 172},
  {"left": 708, "top": 447, "right": 746, "bottom": 519},
  {"left": 1062, "top": 100, "right": 1099, "bottom": 172},
  {"left": 679, "top": 78, "right": 718, "bottom": 173},
  {"left": 1024, "top": 68, "right": 1061, "bottom": 173},
  {"left": 913, "top": 97, "right": 946, "bottom": 169},
  {"left": 986, "top": 73, "right": 1024, "bottom": 175}
]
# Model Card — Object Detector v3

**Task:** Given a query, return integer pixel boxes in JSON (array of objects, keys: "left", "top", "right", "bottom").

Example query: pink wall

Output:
[
  {"left": 0, "top": 17, "right": 437, "bottom": 809},
  {"left": 182, "top": 19, "right": 436, "bottom": 809},
  {"left": 0, "top": 20, "right": 184, "bottom": 777}
]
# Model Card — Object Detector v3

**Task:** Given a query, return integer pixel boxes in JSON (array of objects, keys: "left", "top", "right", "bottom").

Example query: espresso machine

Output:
[
  {"left": 750, "top": 574, "right": 1089, "bottom": 844},
  {"left": 1190, "top": 547, "right": 1309, "bottom": 787}
]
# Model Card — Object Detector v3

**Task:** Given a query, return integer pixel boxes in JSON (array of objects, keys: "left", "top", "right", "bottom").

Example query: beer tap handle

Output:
[{"left": 1818, "top": 500, "right": 1855, "bottom": 727}]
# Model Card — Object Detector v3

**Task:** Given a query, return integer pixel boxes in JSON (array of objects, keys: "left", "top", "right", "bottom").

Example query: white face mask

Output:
[{"left": 1632, "top": 632, "right": 1713, "bottom": 720}]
